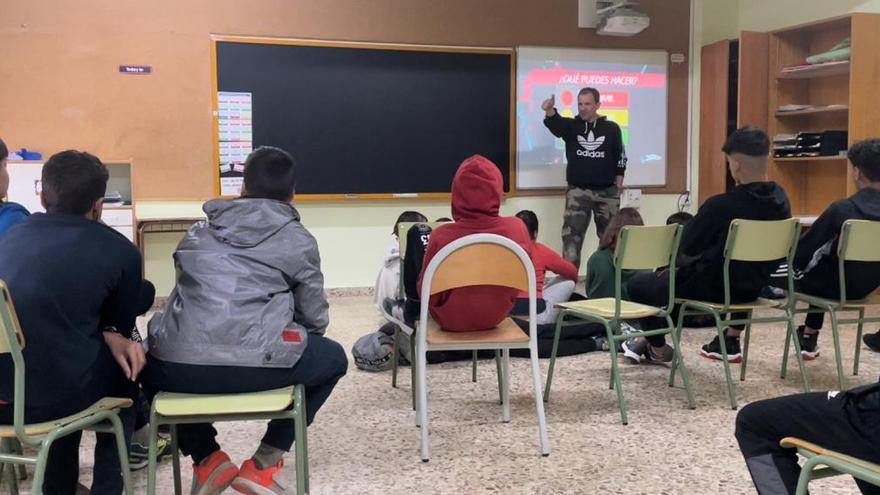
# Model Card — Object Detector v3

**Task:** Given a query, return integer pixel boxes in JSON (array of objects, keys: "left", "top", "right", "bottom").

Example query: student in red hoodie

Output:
[
  {"left": 417, "top": 155, "right": 531, "bottom": 331},
  {"left": 511, "top": 210, "right": 579, "bottom": 325}
]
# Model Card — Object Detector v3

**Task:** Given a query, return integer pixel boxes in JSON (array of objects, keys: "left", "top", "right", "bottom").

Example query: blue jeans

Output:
[{"left": 142, "top": 334, "right": 348, "bottom": 464}]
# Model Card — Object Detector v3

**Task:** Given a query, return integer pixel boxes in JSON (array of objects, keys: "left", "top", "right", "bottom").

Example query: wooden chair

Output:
[
  {"left": 784, "top": 219, "right": 880, "bottom": 389},
  {"left": 780, "top": 437, "right": 880, "bottom": 494},
  {"left": 674, "top": 218, "right": 807, "bottom": 410},
  {"left": 0, "top": 280, "right": 133, "bottom": 495},
  {"left": 146, "top": 385, "right": 308, "bottom": 495},
  {"left": 414, "top": 233, "right": 549, "bottom": 462},
  {"left": 544, "top": 224, "right": 694, "bottom": 425}
]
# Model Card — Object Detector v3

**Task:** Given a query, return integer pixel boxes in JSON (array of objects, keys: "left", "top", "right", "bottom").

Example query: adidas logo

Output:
[{"left": 576, "top": 131, "right": 606, "bottom": 158}]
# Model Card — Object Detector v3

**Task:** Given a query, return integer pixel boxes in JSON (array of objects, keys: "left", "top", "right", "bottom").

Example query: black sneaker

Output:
[
  {"left": 700, "top": 335, "right": 742, "bottom": 363},
  {"left": 797, "top": 326, "right": 820, "bottom": 361},
  {"left": 864, "top": 330, "right": 880, "bottom": 353}
]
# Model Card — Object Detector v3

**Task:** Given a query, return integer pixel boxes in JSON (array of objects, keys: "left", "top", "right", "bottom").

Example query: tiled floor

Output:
[{"left": 14, "top": 295, "right": 880, "bottom": 494}]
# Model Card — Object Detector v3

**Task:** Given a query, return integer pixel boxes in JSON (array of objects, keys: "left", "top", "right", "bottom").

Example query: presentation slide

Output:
[{"left": 516, "top": 47, "right": 668, "bottom": 189}]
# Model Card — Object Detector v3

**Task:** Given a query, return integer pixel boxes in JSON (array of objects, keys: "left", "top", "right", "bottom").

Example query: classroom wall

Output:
[
  {"left": 2, "top": 0, "right": 695, "bottom": 293},
  {"left": 738, "top": 0, "right": 880, "bottom": 32}
]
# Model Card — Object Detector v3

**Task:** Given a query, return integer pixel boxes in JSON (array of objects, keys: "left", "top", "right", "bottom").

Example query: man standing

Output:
[{"left": 542, "top": 88, "right": 626, "bottom": 269}]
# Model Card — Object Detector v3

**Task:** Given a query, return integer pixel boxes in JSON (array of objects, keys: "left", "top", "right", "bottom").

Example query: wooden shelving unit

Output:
[{"left": 767, "top": 13, "right": 880, "bottom": 216}]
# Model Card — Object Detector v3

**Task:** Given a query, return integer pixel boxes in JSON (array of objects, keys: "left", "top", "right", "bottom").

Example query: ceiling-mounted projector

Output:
[{"left": 578, "top": 1, "right": 650, "bottom": 37}]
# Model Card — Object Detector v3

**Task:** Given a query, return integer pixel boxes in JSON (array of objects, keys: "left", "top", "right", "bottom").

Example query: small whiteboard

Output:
[{"left": 516, "top": 47, "right": 668, "bottom": 190}]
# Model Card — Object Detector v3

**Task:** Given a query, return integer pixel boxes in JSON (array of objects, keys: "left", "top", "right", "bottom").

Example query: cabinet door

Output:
[
  {"left": 737, "top": 31, "right": 769, "bottom": 130},
  {"left": 699, "top": 39, "right": 730, "bottom": 205}
]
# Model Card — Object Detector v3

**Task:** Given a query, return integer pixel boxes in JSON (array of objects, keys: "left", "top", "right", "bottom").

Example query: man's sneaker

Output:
[
  {"left": 191, "top": 450, "right": 238, "bottom": 495},
  {"left": 797, "top": 326, "right": 820, "bottom": 360},
  {"left": 231, "top": 459, "right": 289, "bottom": 495},
  {"left": 864, "top": 330, "right": 880, "bottom": 352},
  {"left": 619, "top": 322, "right": 647, "bottom": 363},
  {"left": 129, "top": 437, "right": 174, "bottom": 471},
  {"left": 700, "top": 334, "right": 742, "bottom": 363},
  {"left": 382, "top": 298, "right": 404, "bottom": 321},
  {"left": 593, "top": 336, "right": 610, "bottom": 352},
  {"left": 646, "top": 344, "right": 675, "bottom": 363}
]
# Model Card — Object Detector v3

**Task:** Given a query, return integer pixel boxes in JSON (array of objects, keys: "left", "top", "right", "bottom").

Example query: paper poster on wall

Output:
[
  {"left": 516, "top": 47, "right": 668, "bottom": 189},
  {"left": 217, "top": 91, "right": 253, "bottom": 196}
]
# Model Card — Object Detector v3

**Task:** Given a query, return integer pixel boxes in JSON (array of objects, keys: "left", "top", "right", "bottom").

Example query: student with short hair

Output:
[
  {"left": 666, "top": 211, "right": 694, "bottom": 226},
  {"left": 626, "top": 127, "right": 791, "bottom": 364},
  {"left": 785, "top": 139, "right": 880, "bottom": 359},
  {"left": 145, "top": 147, "right": 347, "bottom": 495},
  {"left": 0, "top": 150, "right": 146, "bottom": 494},
  {"left": 417, "top": 154, "right": 531, "bottom": 331},
  {"left": 0, "top": 137, "right": 29, "bottom": 240},
  {"left": 375, "top": 210, "right": 428, "bottom": 311},
  {"left": 512, "top": 209, "right": 578, "bottom": 325}
]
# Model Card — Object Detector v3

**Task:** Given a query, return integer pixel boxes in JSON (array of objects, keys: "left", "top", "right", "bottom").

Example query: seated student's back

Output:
[{"left": 418, "top": 155, "right": 531, "bottom": 331}]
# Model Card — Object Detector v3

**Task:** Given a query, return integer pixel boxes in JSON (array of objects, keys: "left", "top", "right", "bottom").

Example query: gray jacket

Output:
[{"left": 148, "top": 198, "right": 328, "bottom": 368}]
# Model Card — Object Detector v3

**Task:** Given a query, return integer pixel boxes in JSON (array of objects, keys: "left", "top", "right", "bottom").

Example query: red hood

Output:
[{"left": 451, "top": 155, "right": 502, "bottom": 221}]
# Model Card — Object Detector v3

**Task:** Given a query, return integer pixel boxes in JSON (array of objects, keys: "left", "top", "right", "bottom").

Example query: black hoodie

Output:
[
  {"left": 793, "top": 187, "right": 880, "bottom": 299},
  {"left": 676, "top": 182, "right": 791, "bottom": 301},
  {"left": 544, "top": 112, "right": 626, "bottom": 188}
]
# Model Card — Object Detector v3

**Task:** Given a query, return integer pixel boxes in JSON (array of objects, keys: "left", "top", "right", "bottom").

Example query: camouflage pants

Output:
[{"left": 562, "top": 185, "right": 620, "bottom": 269}]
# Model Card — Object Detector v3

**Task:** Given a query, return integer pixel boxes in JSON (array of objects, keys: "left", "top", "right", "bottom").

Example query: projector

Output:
[{"left": 597, "top": 5, "right": 650, "bottom": 36}]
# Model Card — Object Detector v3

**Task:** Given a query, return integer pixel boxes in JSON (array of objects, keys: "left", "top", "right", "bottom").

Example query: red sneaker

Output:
[
  {"left": 191, "top": 450, "right": 238, "bottom": 495},
  {"left": 231, "top": 459, "right": 289, "bottom": 495}
]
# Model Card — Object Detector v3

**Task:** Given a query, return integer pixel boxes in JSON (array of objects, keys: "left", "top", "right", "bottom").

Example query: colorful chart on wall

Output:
[{"left": 516, "top": 47, "right": 668, "bottom": 189}]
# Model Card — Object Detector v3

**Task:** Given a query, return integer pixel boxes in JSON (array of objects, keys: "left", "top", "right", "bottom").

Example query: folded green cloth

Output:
[{"left": 806, "top": 37, "right": 851, "bottom": 64}]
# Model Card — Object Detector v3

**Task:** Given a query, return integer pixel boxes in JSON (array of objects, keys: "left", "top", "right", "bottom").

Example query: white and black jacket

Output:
[{"left": 544, "top": 111, "right": 626, "bottom": 188}]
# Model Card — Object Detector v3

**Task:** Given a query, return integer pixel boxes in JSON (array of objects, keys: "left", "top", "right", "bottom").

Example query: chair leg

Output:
[
  {"left": 417, "top": 340, "right": 430, "bottom": 461},
  {"left": 147, "top": 414, "right": 161, "bottom": 495},
  {"left": 471, "top": 350, "right": 478, "bottom": 383},
  {"left": 854, "top": 309, "right": 865, "bottom": 377},
  {"left": 670, "top": 316, "right": 696, "bottom": 410},
  {"left": 788, "top": 315, "right": 811, "bottom": 393},
  {"left": 713, "top": 314, "right": 738, "bottom": 410},
  {"left": 527, "top": 343, "right": 550, "bottom": 456},
  {"left": 543, "top": 314, "right": 565, "bottom": 403},
  {"left": 32, "top": 433, "right": 59, "bottom": 495},
  {"left": 391, "top": 326, "right": 400, "bottom": 389},
  {"left": 828, "top": 310, "right": 846, "bottom": 390},
  {"left": 606, "top": 323, "right": 628, "bottom": 425},
  {"left": 294, "top": 385, "right": 309, "bottom": 495},
  {"left": 781, "top": 314, "right": 793, "bottom": 380},
  {"left": 12, "top": 439, "right": 25, "bottom": 481},
  {"left": 501, "top": 348, "right": 511, "bottom": 423},
  {"left": 105, "top": 413, "right": 134, "bottom": 495},
  {"left": 410, "top": 336, "right": 417, "bottom": 411},
  {"left": 171, "top": 424, "right": 182, "bottom": 495},
  {"left": 740, "top": 312, "right": 753, "bottom": 382},
  {"left": 495, "top": 350, "right": 503, "bottom": 405},
  {"left": 6, "top": 461, "right": 19, "bottom": 495}
]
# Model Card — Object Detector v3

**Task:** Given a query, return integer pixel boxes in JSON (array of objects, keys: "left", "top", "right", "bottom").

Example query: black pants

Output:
[
  {"left": 142, "top": 335, "right": 347, "bottom": 464},
  {"left": 772, "top": 273, "right": 875, "bottom": 331},
  {"left": 735, "top": 389, "right": 880, "bottom": 494},
  {"left": 626, "top": 270, "right": 748, "bottom": 347},
  {"left": 0, "top": 371, "right": 137, "bottom": 495}
]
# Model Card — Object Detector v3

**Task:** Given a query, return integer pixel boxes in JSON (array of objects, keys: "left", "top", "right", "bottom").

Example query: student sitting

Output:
[
  {"left": 735, "top": 379, "right": 880, "bottom": 494},
  {"left": 0, "top": 138, "right": 29, "bottom": 240},
  {"left": 145, "top": 147, "right": 347, "bottom": 495},
  {"left": 585, "top": 207, "right": 645, "bottom": 300},
  {"left": 0, "top": 150, "right": 146, "bottom": 494},
  {"left": 375, "top": 210, "right": 428, "bottom": 314},
  {"left": 511, "top": 210, "right": 578, "bottom": 325},
  {"left": 418, "top": 154, "right": 531, "bottom": 331},
  {"left": 785, "top": 139, "right": 880, "bottom": 360},
  {"left": 626, "top": 127, "right": 791, "bottom": 364}
]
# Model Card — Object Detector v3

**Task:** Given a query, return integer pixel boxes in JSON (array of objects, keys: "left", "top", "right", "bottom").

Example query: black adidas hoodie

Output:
[
  {"left": 676, "top": 182, "right": 791, "bottom": 301},
  {"left": 793, "top": 187, "right": 880, "bottom": 299},
  {"left": 544, "top": 111, "right": 626, "bottom": 188}
]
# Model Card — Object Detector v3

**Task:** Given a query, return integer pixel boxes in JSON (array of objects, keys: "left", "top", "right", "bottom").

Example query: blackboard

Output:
[{"left": 212, "top": 37, "right": 514, "bottom": 199}]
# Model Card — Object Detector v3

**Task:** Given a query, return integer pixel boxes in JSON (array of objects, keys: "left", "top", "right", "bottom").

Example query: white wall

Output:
[{"left": 738, "top": 0, "right": 880, "bottom": 32}]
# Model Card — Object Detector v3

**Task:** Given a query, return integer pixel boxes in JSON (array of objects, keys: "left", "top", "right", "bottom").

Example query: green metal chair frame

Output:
[
  {"left": 146, "top": 384, "right": 308, "bottom": 495},
  {"left": 388, "top": 222, "right": 502, "bottom": 409},
  {"left": 0, "top": 280, "right": 133, "bottom": 495},
  {"left": 780, "top": 436, "right": 880, "bottom": 495},
  {"left": 672, "top": 218, "right": 808, "bottom": 410},
  {"left": 783, "top": 219, "right": 880, "bottom": 390},
  {"left": 544, "top": 224, "right": 694, "bottom": 425}
]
